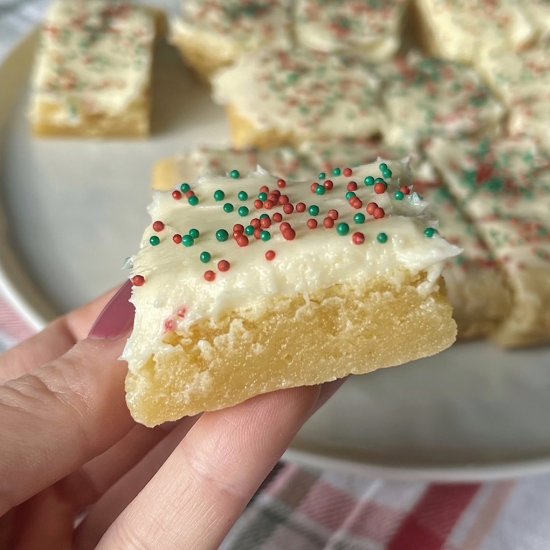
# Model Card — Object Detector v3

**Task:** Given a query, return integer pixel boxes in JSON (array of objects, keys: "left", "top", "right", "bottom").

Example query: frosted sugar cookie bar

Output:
[
  {"left": 294, "top": 0, "right": 408, "bottom": 61},
  {"left": 170, "top": 0, "right": 291, "bottom": 80},
  {"left": 30, "top": 0, "right": 155, "bottom": 138},
  {"left": 212, "top": 49, "right": 383, "bottom": 149},
  {"left": 124, "top": 159, "right": 459, "bottom": 426}
]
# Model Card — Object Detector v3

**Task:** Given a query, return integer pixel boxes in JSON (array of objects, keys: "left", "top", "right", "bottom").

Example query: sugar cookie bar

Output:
[
  {"left": 170, "top": 0, "right": 292, "bottom": 80},
  {"left": 381, "top": 54, "right": 504, "bottom": 149},
  {"left": 212, "top": 49, "right": 383, "bottom": 149},
  {"left": 124, "top": 160, "right": 459, "bottom": 426},
  {"left": 426, "top": 137, "right": 550, "bottom": 347},
  {"left": 294, "top": 0, "right": 408, "bottom": 61},
  {"left": 30, "top": 0, "right": 155, "bottom": 138}
]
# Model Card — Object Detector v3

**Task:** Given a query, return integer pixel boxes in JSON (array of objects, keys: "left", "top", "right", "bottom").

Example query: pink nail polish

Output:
[{"left": 89, "top": 280, "right": 135, "bottom": 339}]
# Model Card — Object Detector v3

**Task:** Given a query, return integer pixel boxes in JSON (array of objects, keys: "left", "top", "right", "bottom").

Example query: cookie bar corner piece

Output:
[{"left": 30, "top": 0, "right": 155, "bottom": 138}]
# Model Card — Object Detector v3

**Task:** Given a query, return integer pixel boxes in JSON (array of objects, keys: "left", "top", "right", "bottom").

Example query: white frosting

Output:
[
  {"left": 30, "top": 0, "right": 154, "bottom": 125},
  {"left": 124, "top": 160, "right": 460, "bottom": 369},
  {"left": 212, "top": 48, "right": 383, "bottom": 139}
]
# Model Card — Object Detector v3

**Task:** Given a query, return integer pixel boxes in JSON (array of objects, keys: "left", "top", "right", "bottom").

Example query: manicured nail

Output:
[{"left": 89, "top": 281, "right": 135, "bottom": 339}]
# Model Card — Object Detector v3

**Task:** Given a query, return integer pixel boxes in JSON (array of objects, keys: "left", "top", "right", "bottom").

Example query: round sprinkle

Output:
[
  {"left": 337, "top": 223, "right": 350, "bottom": 236},
  {"left": 260, "top": 230, "right": 271, "bottom": 241},
  {"left": 328, "top": 209, "right": 339, "bottom": 220},
  {"left": 350, "top": 198, "right": 363, "bottom": 209},
  {"left": 264, "top": 200, "right": 274, "bottom": 209},
  {"left": 377, "top": 232, "right": 388, "bottom": 243},
  {"left": 323, "top": 217, "right": 335, "bottom": 228},
  {"left": 307, "top": 218, "right": 318, "bottom": 229},
  {"left": 230, "top": 169, "right": 240, "bottom": 179},
  {"left": 214, "top": 190, "right": 225, "bottom": 201},
  {"left": 347, "top": 181, "right": 358, "bottom": 192},
  {"left": 379, "top": 163, "right": 388, "bottom": 172},
  {"left": 238, "top": 206, "right": 250, "bottom": 217},
  {"left": 218, "top": 260, "right": 230, "bottom": 272},
  {"left": 254, "top": 228, "right": 262, "bottom": 240},
  {"left": 236, "top": 235, "right": 249, "bottom": 247},
  {"left": 189, "top": 228, "right": 200, "bottom": 239},
  {"left": 283, "top": 204, "right": 294, "bottom": 214},
  {"left": 308, "top": 205, "right": 320, "bottom": 216},
  {"left": 346, "top": 191, "right": 356, "bottom": 200},
  {"left": 316, "top": 185, "right": 326, "bottom": 195},
  {"left": 260, "top": 217, "right": 271, "bottom": 229},
  {"left": 352, "top": 232, "right": 365, "bottom": 245},
  {"left": 364, "top": 176, "right": 375, "bottom": 186},
  {"left": 200, "top": 251, "right": 212, "bottom": 263},
  {"left": 394, "top": 191, "right": 405, "bottom": 200},
  {"left": 259, "top": 213, "right": 269, "bottom": 220},
  {"left": 366, "top": 202, "right": 377, "bottom": 215},
  {"left": 131, "top": 275, "right": 145, "bottom": 286},
  {"left": 172, "top": 190, "right": 182, "bottom": 200},
  {"left": 324, "top": 179, "right": 334, "bottom": 190},
  {"left": 265, "top": 250, "right": 276, "bottom": 261},
  {"left": 343, "top": 167, "right": 353, "bottom": 177},
  {"left": 273, "top": 212, "right": 283, "bottom": 222},
  {"left": 223, "top": 203, "right": 234, "bottom": 213},
  {"left": 180, "top": 183, "right": 191, "bottom": 193},
  {"left": 354, "top": 213, "right": 366, "bottom": 224},
  {"left": 172, "top": 234, "right": 182, "bottom": 244},
  {"left": 282, "top": 227, "right": 296, "bottom": 240},
  {"left": 258, "top": 192, "right": 268, "bottom": 201},
  {"left": 332, "top": 167, "right": 341, "bottom": 176},
  {"left": 152, "top": 220, "right": 165, "bottom": 232},
  {"left": 373, "top": 207, "right": 385, "bottom": 219},
  {"left": 400, "top": 185, "right": 411, "bottom": 195},
  {"left": 318, "top": 172, "right": 326, "bottom": 180},
  {"left": 424, "top": 227, "right": 438, "bottom": 238},
  {"left": 204, "top": 270, "right": 216, "bottom": 282},
  {"left": 311, "top": 182, "right": 319, "bottom": 193},
  {"left": 260, "top": 185, "right": 269, "bottom": 193},
  {"left": 182, "top": 235, "right": 194, "bottom": 247},
  {"left": 254, "top": 199, "right": 264, "bottom": 209},
  {"left": 216, "top": 229, "right": 229, "bottom": 242},
  {"left": 383, "top": 169, "right": 393, "bottom": 179},
  {"left": 185, "top": 190, "right": 195, "bottom": 198},
  {"left": 251, "top": 218, "right": 261, "bottom": 228},
  {"left": 277, "top": 178, "right": 286, "bottom": 188},
  {"left": 149, "top": 235, "right": 160, "bottom": 246},
  {"left": 245, "top": 225, "right": 255, "bottom": 235},
  {"left": 188, "top": 195, "right": 199, "bottom": 206},
  {"left": 296, "top": 202, "right": 306, "bottom": 213},
  {"left": 233, "top": 223, "right": 244, "bottom": 234},
  {"left": 374, "top": 182, "right": 387, "bottom": 194},
  {"left": 238, "top": 190, "right": 248, "bottom": 201}
]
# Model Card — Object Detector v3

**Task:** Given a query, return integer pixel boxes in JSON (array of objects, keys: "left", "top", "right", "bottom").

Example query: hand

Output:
[{"left": 0, "top": 283, "right": 343, "bottom": 549}]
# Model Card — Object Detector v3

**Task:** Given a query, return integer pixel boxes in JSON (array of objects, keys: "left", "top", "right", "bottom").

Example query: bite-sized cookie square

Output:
[
  {"left": 170, "top": 0, "right": 292, "bottom": 80},
  {"left": 381, "top": 54, "right": 504, "bottom": 149},
  {"left": 212, "top": 48, "right": 384, "bottom": 150},
  {"left": 294, "top": 0, "right": 408, "bottom": 61},
  {"left": 30, "top": 0, "right": 155, "bottom": 138}
]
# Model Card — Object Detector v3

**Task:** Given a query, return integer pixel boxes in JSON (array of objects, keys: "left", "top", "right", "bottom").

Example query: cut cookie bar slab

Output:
[
  {"left": 124, "top": 159, "right": 459, "bottom": 426},
  {"left": 212, "top": 48, "right": 383, "bottom": 149},
  {"left": 170, "top": 0, "right": 292, "bottom": 79},
  {"left": 426, "top": 137, "right": 550, "bottom": 347},
  {"left": 30, "top": 0, "right": 155, "bottom": 138},
  {"left": 293, "top": 0, "right": 408, "bottom": 61}
]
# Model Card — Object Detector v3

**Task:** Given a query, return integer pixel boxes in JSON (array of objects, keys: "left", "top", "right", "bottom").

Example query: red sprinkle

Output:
[
  {"left": 233, "top": 223, "right": 244, "bottom": 234},
  {"left": 264, "top": 200, "right": 274, "bottom": 209},
  {"left": 373, "top": 207, "right": 385, "bottom": 219},
  {"left": 152, "top": 220, "right": 165, "bottom": 232},
  {"left": 251, "top": 218, "right": 261, "bottom": 228},
  {"left": 282, "top": 228, "right": 296, "bottom": 240},
  {"left": 171, "top": 190, "right": 182, "bottom": 200},
  {"left": 260, "top": 217, "right": 272, "bottom": 229},
  {"left": 254, "top": 199, "right": 264, "bottom": 209},
  {"left": 172, "top": 234, "right": 182, "bottom": 244},
  {"left": 343, "top": 167, "right": 353, "bottom": 177},
  {"left": 164, "top": 319, "right": 175, "bottom": 331},
  {"left": 277, "top": 179, "right": 286, "bottom": 189},
  {"left": 132, "top": 275, "right": 145, "bottom": 286},
  {"left": 307, "top": 218, "right": 318, "bottom": 229},
  {"left": 177, "top": 308, "right": 186, "bottom": 318},
  {"left": 279, "top": 195, "right": 290, "bottom": 205},
  {"left": 350, "top": 198, "right": 363, "bottom": 209},
  {"left": 185, "top": 190, "right": 195, "bottom": 198},
  {"left": 296, "top": 202, "right": 306, "bottom": 213},
  {"left": 265, "top": 249, "right": 276, "bottom": 260},
  {"left": 374, "top": 182, "right": 387, "bottom": 194},
  {"left": 311, "top": 182, "right": 320, "bottom": 193},
  {"left": 347, "top": 181, "right": 358, "bottom": 191},
  {"left": 323, "top": 217, "right": 335, "bottom": 228},
  {"left": 254, "top": 228, "right": 262, "bottom": 239},
  {"left": 218, "top": 260, "right": 230, "bottom": 272},
  {"left": 260, "top": 185, "right": 269, "bottom": 193},
  {"left": 273, "top": 212, "right": 283, "bottom": 222},
  {"left": 352, "top": 232, "right": 365, "bottom": 245},
  {"left": 204, "top": 270, "right": 216, "bottom": 282},
  {"left": 236, "top": 235, "right": 249, "bottom": 247},
  {"left": 328, "top": 209, "right": 339, "bottom": 220},
  {"left": 400, "top": 185, "right": 411, "bottom": 195},
  {"left": 283, "top": 203, "right": 294, "bottom": 214},
  {"left": 366, "top": 202, "right": 378, "bottom": 215},
  {"left": 324, "top": 180, "right": 334, "bottom": 191},
  {"left": 280, "top": 222, "right": 291, "bottom": 232}
]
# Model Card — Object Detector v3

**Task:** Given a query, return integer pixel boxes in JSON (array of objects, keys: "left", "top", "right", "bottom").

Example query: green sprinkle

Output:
[
  {"left": 332, "top": 167, "right": 341, "bottom": 176},
  {"left": 337, "top": 223, "right": 350, "bottom": 236},
  {"left": 216, "top": 229, "right": 229, "bottom": 242},
  {"left": 230, "top": 169, "right": 240, "bottom": 179},
  {"left": 238, "top": 191, "right": 248, "bottom": 201},
  {"left": 200, "top": 251, "right": 211, "bottom": 263},
  {"left": 424, "top": 227, "right": 438, "bottom": 238},
  {"left": 383, "top": 169, "right": 393, "bottom": 179},
  {"left": 345, "top": 191, "right": 356, "bottom": 200},
  {"left": 379, "top": 163, "right": 388, "bottom": 172},
  {"left": 377, "top": 232, "right": 388, "bottom": 244},
  {"left": 260, "top": 213, "right": 270, "bottom": 220},
  {"left": 188, "top": 196, "right": 199, "bottom": 206},
  {"left": 238, "top": 206, "right": 249, "bottom": 217},
  {"left": 316, "top": 185, "right": 326, "bottom": 195},
  {"left": 149, "top": 235, "right": 160, "bottom": 246},
  {"left": 318, "top": 172, "right": 326, "bottom": 180},
  {"left": 258, "top": 192, "right": 268, "bottom": 201},
  {"left": 364, "top": 176, "right": 375, "bottom": 186},
  {"left": 180, "top": 183, "right": 191, "bottom": 193},
  {"left": 374, "top": 177, "right": 386, "bottom": 184},
  {"left": 245, "top": 225, "right": 254, "bottom": 236},
  {"left": 394, "top": 191, "right": 405, "bottom": 200},
  {"left": 189, "top": 228, "right": 200, "bottom": 239},
  {"left": 260, "top": 230, "right": 271, "bottom": 242},
  {"left": 308, "top": 205, "right": 320, "bottom": 216},
  {"left": 354, "top": 213, "right": 365, "bottom": 224},
  {"left": 223, "top": 203, "right": 234, "bottom": 213},
  {"left": 214, "top": 190, "right": 225, "bottom": 201},
  {"left": 182, "top": 235, "right": 194, "bottom": 247}
]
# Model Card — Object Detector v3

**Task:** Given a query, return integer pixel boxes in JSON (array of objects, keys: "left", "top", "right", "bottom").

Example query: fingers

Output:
[
  {"left": 0, "top": 336, "right": 133, "bottom": 515},
  {"left": 96, "top": 385, "right": 322, "bottom": 550}
]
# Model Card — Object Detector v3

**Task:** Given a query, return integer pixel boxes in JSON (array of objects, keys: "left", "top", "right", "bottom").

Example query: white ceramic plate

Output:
[{"left": 2, "top": 32, "right": 550, "bottom": 483}]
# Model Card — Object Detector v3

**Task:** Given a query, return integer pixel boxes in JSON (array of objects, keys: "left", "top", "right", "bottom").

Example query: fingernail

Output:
[{"left": 89, "top": 280, "right": 135, "bottom": 339}]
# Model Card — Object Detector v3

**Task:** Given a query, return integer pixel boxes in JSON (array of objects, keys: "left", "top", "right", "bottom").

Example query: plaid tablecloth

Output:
[{"left": 2, "top": 2, "right": 550, "bottom": 549}]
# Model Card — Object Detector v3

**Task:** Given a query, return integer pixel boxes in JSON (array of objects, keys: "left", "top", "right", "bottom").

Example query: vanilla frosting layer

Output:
[
  {"left": 212, "top": 48, "right": 383, "bottom": 140},
  {"left": 124, "top": 160, "right": 460, "bottom": 368},
  {"left": 30, "top": 0, "right": 154, "bottom": 126}
]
